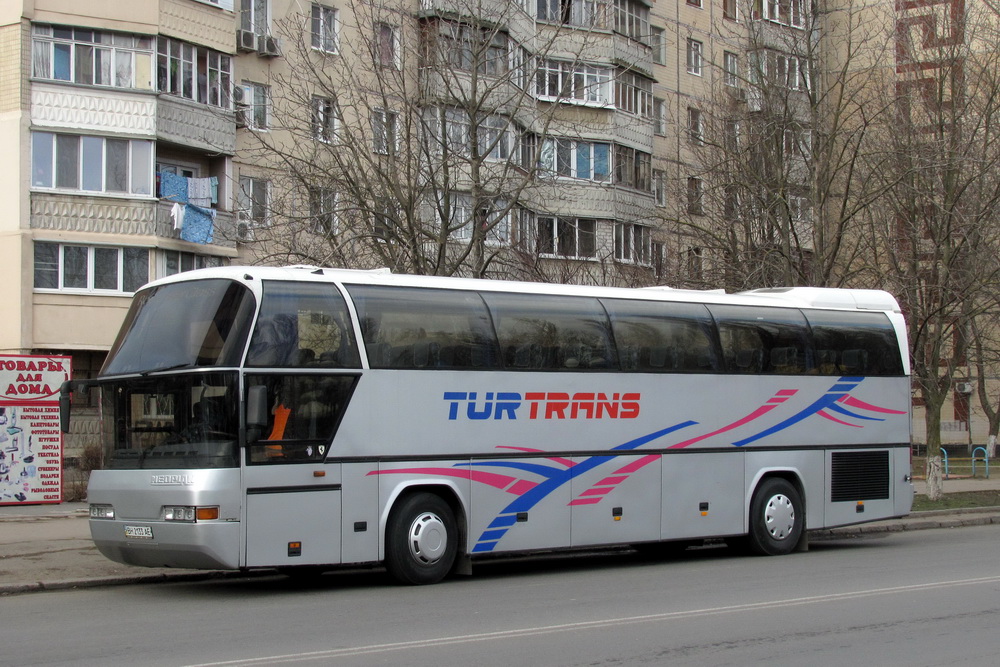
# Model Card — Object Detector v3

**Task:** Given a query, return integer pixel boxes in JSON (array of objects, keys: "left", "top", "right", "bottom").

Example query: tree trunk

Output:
[
  {"left": 925, "top": 455, "right": 943, "bottom": 500},
  {"left": 990, "top": 434, "right": 998, "bottom": 459},
  {"left": 924, "top": 407, "right": 944, "bottom": 500}
]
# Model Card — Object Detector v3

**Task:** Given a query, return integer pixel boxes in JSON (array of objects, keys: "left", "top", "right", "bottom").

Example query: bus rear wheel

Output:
[
  {"left": 747, "top": 478, "right": 803, "bottom": 556},
  {"left": 385, "top": 492, "right": 458, "bottom": 585}
]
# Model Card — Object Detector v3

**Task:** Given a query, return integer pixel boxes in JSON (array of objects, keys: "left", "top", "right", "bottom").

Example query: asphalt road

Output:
[{"left": 5, "top": 525, "right": 1000, "bottom": 667}]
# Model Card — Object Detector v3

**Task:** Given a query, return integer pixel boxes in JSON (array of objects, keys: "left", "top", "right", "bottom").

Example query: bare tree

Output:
[
  {"left": 861, "top": 1, "right": 1000, "bottom": 498},
  {"left": 672, "top": 0, "right": 898, "bottom": 292},
  {"left": 232, "top": 0, "right": 660, "bottom": 284}
]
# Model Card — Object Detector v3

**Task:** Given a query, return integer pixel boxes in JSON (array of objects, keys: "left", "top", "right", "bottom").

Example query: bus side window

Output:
[
  {"left": 710, "top": 304, "right": 812, "bottom": 375},
  {"left": 248, "top": 281, "right": 362, "bottom": 369},
  {"left": 602, "top": 299, "right": 720, "bottom": 373},
  {"left": 483, "top": 293, "right": 616, "bottom": 371},
  {"left": 804, "top": 310, "right": 904, "bottom": 377},
  {"left": 348, "top": 285, "right": 500, "bottom": 370}
]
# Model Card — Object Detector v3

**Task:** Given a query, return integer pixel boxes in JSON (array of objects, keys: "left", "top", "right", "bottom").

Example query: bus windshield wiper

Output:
[{"left": 140, "top": 363, "right": 195, "bottom": 376}]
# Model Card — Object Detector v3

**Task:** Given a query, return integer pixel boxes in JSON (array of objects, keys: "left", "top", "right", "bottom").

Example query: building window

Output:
[
  {"left": 686, "top": 38, "right": 703, "bottom": 76},
  {"left": 724, "top": 0, "right": 737, "bottom": 20},
  {"left": 31, "top": 132, "right": 153, "bottom": 196},
  {"left": 653, "top": 98, "right": 666, "bottom": 135},
  {"left": 311, "top": 4, "right": 337, "bottom": 53},
  {"left": 31, "top": 24, "right": 155, "bottom": 90},
  {"left": 375, "top": 23, "right": 398, "bottom": 69},
  {"left": 312, "top": 96, "right": 337, "bottom": 142},
  {"left": 752, "top": 50, "right": 809, "bottom": 90},
  {"left": 614, "top": 145, "right": 652, "bottom": 191},
  {"left": 157, "top": 37, "right": 233, "bottom": 108},
  {"left": 650, "top": 27, "right": 665, "bottom": 64},
  {"left": 614, "top": 223, "right": 652, "bottom": 264},
  {"left": 725, "top": 119, "right": 741, "bottom": 151},
  {"left": 240, "top": 81, "right": 270, "bottom": 129},
  {"left": 533, "top": 217, "right": 598, "bottom": 258},
  {"left": 762, "top": 0, "right": 805, "bottom": 28},
  {"left": 433, "top": 21, "right": 509, "bottom": 76},
  {"left": 240, "top": 0, "right": 270, "bottom": 36},
  {"left": 687, "top": 246, "right": 703, "bottom": 280},
  {"left": 724, "top": 51, "right": 739, "bottom": 87},
  {"left": 537, "top": 0, "right": 610, "bottom": 30},
  {"left": 616, "top": 70, "right": 654, "bottom": 116},
  {"left": 687, "top": 177, "right": 704, "bottom": 215},
  {"left": 309, "top": 186, "right": 337, "bottom": 235},
  {"left": 687, "top": 0, "right": 702, "bottom": 7},
  {"left": 160, "top": 250, "right": 224, "bottom": 278},
  {"left": 613, "top": 0, "right": 650, "bottom": 44},
  {"left": 653, "top": 169, "right": 666, "bottom": 206},
  {"left": 439, "top": 194, "right": 510, "bottom": 245},
  {"left": 373, "top": 199, "right": 398, "bottom": 241},
  {"left": 34, "top": 242, "right": 149, "bottom": 293},
  {"left": 372, "top": 108, "right": 399, "bottom": 154},
  {"left": 238, "top": 175, "right": 270, "bottom": 226},
  {"left": 688, "top": 107, "right": 704, "bottom": 145},
  {"left": 539, "top": 139, "right": 611, "bottom": 182},
  {"left": 536, "top": 59, "right": 613, "bottom": 106}
]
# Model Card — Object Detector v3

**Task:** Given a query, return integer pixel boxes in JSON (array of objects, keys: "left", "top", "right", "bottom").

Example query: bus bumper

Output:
[{"left": 89, "top": 519, "right": 241, "bottom": 570}]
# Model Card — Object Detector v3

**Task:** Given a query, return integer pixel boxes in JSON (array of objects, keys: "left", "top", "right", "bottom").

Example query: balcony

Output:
[
  {"left": 157, "top": 95, "right": 236, "bottom": 155},
  {"left": 29, "top": 193, "right": 236, "bottom": 250}
]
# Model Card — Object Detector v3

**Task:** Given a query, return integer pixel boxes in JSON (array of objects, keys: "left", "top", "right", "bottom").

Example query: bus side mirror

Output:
[
  {"left": 60, "top": 381, "right": 73, "bottom": 434},
  {"left": 246, "top": 385, "right": 269, "bottom": 443},
  {"left": 60, "top": 380, "right": 91, "bottom": 434}
]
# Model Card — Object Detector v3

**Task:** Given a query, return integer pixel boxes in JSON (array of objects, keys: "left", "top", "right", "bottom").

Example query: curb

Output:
[{"left": 4, "top": 508, "right": 1000, "bottom": 596}]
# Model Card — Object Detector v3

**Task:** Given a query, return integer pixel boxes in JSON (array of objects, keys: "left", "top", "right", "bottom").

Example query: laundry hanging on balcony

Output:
[{"left": 159, "top": 171, "right": 216, "bottom": 244}]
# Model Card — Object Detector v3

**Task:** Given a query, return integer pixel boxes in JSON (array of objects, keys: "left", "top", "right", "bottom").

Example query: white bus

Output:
[{"left": 67, "top": 266, "right": 913, "bottom": 584}]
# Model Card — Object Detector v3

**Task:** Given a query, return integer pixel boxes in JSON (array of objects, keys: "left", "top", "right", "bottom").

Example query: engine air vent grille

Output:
[{"left": 831, "top": 451, "right": 890, "bottom": 502}]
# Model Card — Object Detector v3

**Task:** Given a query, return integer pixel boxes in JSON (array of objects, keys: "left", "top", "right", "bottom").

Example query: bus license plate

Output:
[{"left": 124, "top": 525, "right": 154, "bottom": 539}]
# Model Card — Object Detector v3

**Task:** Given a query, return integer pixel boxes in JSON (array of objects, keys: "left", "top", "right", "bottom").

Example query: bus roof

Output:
[{"left": 146, "top": 266, "right": 902, "bottom": 314}]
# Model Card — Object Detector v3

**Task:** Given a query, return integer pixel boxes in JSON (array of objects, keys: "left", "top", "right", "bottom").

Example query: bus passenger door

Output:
[{"left": 242, "top": 374, "right": 355, "bottom": 568}]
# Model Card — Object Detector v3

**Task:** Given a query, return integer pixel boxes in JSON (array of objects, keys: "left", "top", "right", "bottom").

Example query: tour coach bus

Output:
[{"left": 66, "top": 266, "right": 913, "bottom": 584}]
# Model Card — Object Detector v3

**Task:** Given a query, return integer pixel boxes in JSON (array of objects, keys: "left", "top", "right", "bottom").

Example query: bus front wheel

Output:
[
  {"left": 747, "top": 478, "right": 803, "bottom": 556},
  {"left": 385, "top": 492, "right": 458, "bottom": 585}
]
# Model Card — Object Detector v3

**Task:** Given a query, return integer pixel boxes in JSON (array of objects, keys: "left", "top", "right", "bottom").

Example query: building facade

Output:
[{"left": 3, "top": 0, "right": 984, "bottom": 466}]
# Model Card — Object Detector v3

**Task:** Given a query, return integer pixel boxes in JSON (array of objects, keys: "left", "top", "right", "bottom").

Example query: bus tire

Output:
[
  {"left": 385, "top": 492, "right": 458, "bottom": 585},
  {"left": 747, "top": 478, "right": 803, "bottom": 556}
]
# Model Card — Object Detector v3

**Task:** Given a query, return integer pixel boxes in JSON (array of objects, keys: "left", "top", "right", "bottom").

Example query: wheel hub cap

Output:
[
  {"left": 764, "top": 494, "right": 795, "bottom": 540},
  {"left": 408, "top": 512, "right": 447, "bottom": 564}
]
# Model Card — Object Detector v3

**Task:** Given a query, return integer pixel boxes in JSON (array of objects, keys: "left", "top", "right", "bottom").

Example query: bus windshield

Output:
[
  {"left": 102, "top": 279, "right": 255, "bottom": 376},
  {"left": 101, "top": 372, "right": 239, "bottom": 469}
]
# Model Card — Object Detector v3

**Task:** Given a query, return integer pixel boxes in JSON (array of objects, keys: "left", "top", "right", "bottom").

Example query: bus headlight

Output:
[
  {"left": 89, "top": 504, "right": 115, "bottom": 520},
  {"left": 163, "top": 506, "right": 219, "bottom": 522}
]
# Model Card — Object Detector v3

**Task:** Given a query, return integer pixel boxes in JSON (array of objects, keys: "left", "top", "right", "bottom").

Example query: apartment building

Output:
[
  {"left": 0, "top": 0, "right": 241, "bottom": 458},
  {"left": 21, "top": 0, "right": 985, "bottom": 461}
]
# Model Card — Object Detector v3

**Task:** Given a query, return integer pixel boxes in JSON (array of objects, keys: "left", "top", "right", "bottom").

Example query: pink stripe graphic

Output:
[
  {"left": 817, "top": 410, "right": 861, "bottom": 428},
  {"left": 368, "top": 467, "right": 516, "bottom": 490},
  {"left": 569, "top": 497, "right": 603, "bottom": 506},
  {"left": 495, "top": 445, "right": 576, "bottom": 467},
  {"left": 668, "top": 395, "right": 788, "bottom": 450},
  {"left": 839, "top": 395, "right": 907, "bottom": 415}
]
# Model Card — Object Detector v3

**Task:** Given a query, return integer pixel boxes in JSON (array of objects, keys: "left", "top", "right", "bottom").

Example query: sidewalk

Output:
[{"left": 2, "top": 476, "right": 1000, "bottom": 595}]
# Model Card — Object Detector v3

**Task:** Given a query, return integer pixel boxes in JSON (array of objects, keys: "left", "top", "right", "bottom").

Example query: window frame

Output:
[
  {"left": 238, "top": 175, "right": 271, "bottom": 227},
  {"left": 33, "top": 242, "right": 149, "bottom": 294},
  {"left": 310, "top": 3, "right": 338, "bottom": 53},
  {"left": 31, "top": 131, "right": 154, "bottom": 197},
  {"left": 686, "top": 38, "right": 703, "bottom": 76}
]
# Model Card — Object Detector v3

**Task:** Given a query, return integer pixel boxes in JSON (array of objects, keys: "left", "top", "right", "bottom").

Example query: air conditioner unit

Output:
[
  {"left": 955, "top": 382, "right": 973, "bottom": 394},
  {"left": 258, "top": 35, "right": 281, "bottom": 57},
  {"left": 236, "top": 219, "right": 254, "bottom": 242},
  {"left": 234, "top": 105, "right": 249, "bottom": 128},
  {"left": 237, "top": 29, "right": 257, "bottom": 53}
]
